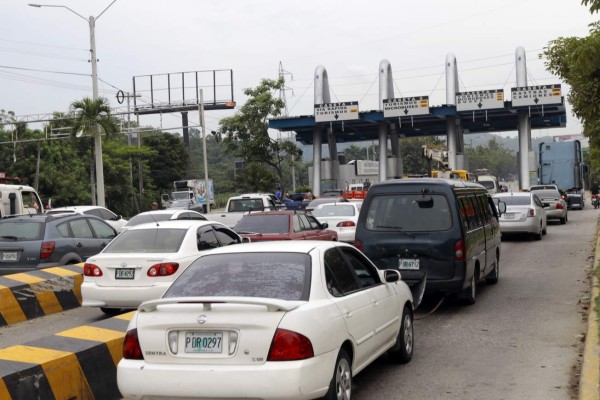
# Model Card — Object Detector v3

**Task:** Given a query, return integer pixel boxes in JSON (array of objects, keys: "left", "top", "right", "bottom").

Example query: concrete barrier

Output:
[
  {"left": 0, "top": 311, "right": 134, "bottom": 399},
  {"left": 0, "top": 264, "right": 84, "bottom": 327}
]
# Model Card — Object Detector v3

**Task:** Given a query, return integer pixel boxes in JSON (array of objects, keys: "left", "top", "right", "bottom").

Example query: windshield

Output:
[
  {"left": 365, "top": 194, "right": 452, "bottom": 232},
  {"left": 165, "top": 252, "right": 310, "bottom": 301},
  {"left": 479, "top": 181, "right": 496, "bottom": 190},
  {"left": 234, "top": 214, "right": 290, "bottom": 234},
  {"left": 172, "top": 192, "right": 192, "bottom": 200},
  {"left": 312, "top": 204, "right": 357, "bottom": 218},
  {"left": 228, "top": 199, "right": 264, "bottom": 212},
  {"left": 495, "top": 195, "right": 531, "bottom": 206},
  {"left": 533, "top": 190, "right": 560, "bottom": 199},
  {"left": 103, "top": 228, "right": 186, "bottom": 253}
]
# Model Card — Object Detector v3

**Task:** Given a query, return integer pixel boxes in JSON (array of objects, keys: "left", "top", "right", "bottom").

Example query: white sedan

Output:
[
  {"left": 117, "top": 241, "right": 414, "bottom": 400},
  {"left": 81, "top": 220, "right": 245, "bottom": 315},
  {"left": 46, "top": 205, "right": 128, "bottom": 231},
  {"left": 119, "top": 209, "right": 207, "bottom": 232},
  {"left": 311, "top": 201, "right": 362, "bottom": 243}
]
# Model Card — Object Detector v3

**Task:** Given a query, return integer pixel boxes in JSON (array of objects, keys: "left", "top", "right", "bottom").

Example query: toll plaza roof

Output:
[{"left": 269, "top": 101, "right": 566, "bottom": 145}]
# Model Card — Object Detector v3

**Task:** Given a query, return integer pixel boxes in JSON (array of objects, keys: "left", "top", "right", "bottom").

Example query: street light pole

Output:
[{"left": 29, "top": 1, "right": 117, "bottom": 207}]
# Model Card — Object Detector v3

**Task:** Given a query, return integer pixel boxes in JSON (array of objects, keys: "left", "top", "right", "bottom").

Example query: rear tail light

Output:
[
  {"left": 454, "top": 240, "right": 465, "bottom": 261},
  {"left": 336, "top": 221, "right": 355, "bottom": 228},
  {"left": 354, "top": 239, "right": 363, "bottom": 251},
  {"left": 556, "top": 202, "right": 564, "bottom": 209},
  {"left": 267, "top": 329, "right": 314, "bottom": 361},
  {"left": 528, "top": 208, "right": 536, "bottom": 217},
  {"left": 147, "top": 263, "right": 179, "bottom": 277},
  {"left": 83, "top": 263, "right": 103, "bottom": 277},
  {"left": 40, "top": 241, "right": 55, "bottom": 260},
  {"left": 123, "top": 328, "right": 144, "bottom": 360}
]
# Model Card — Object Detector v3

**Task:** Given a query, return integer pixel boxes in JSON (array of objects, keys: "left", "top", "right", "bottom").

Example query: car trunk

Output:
[
  {"left": 93, "top": 253, "right": 176, "bottom": 287},
  {"left": 135, "top": 300, "right": 288, "bottom": 365}
]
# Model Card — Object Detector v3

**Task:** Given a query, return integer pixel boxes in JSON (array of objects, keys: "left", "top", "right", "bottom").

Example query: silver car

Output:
[
  {"left": 493, "top": 192, "right": 547, "bottom": 240},
  {"left": 532, "top": 189, "right": 568, "bottom": 224}
]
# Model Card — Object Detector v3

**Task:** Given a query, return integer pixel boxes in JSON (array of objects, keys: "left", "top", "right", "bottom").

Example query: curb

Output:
[
  {"left": 579, "top": 231, "right": 600, "bottom": 400},
  {"left": 0, "top": 310, "right": 134, "bottom": 399},
  {"left": 0, "top": 264, "right": 84, "bottom": 327}
]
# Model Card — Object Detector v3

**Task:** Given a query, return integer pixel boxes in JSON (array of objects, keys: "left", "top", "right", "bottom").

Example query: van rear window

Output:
[{"left": 365, "top": 194, "right": 451, "bottom": 232}]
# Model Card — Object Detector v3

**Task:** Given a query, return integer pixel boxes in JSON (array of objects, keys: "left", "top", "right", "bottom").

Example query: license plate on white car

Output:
[
  {"left": 185, "top": 332, "right": 223, "bottom": 353},
  {"left": 399, "top": 258, "right": 419, "bottom": 270},
  {"left": 1, "top": 252, "right": 17, "bottom": 261},
  {"left": 504, "top": 213, "right": 515, "bottom": 220},
  {"left": 115, "top": 268, "right": 135, "bottom": 279}
]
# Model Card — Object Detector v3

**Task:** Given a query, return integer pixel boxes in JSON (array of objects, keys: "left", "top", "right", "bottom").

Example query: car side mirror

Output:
[
  {"left": 241, "top": 237, "right": 251, "bottom": 243},
  {"left": 321, "top": 222, "right": 328, "bottom": 228},
  {"left": 384, "top": 269, "right": 401, "bottom": 283},
  {"left": 497, "top": 201, "right": 506, "bottom": 215}
]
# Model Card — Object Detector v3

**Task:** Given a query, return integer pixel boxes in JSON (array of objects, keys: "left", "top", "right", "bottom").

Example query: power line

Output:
[
  {"left": 0, "top": 65, "right": 89, "bottom": 76},
  {"left": 0, "top": 37, "right": 88, "bottom": 52},
  {"left": 0, "top": 46, "right": 87, "bottom": 62}
]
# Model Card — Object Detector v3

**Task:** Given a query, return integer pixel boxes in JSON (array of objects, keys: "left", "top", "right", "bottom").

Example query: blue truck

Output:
[{"left": 538, "top": 140, "right": 587, "bottom": 209}]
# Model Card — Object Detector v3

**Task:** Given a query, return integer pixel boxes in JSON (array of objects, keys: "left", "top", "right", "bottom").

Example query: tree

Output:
[
  {"left": 544, "top": 2, "right": 600, "bottom": 176},
  {"left": 70, "top": 97, "right": 118, "bottom": 205},
  {"left": 219, "top": 78, "right": 302, "bottom": 196}
]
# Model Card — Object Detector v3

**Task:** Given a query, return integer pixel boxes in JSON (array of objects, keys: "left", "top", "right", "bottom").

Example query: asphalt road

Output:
[{"left": 0, "top": 204, "right": 595, "bottom": 400}]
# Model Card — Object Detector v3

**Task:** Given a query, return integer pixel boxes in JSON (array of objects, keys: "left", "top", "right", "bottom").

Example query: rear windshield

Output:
[
  {"left": 365, "top": 194, "right": 452, "bottom": 232},
  {"left": 0, "top": 221, "right": 44, "bottom": 240},
  {"left": 103, "top": 228, "right": 186, "bottom": 253},
  {"left": 312, "top": 204, "right": 358, "bottom": 218},
  {"left": 165, "top": 252, "right": 310, "bottom": 301},
  {"left": 124, "top": 214, "right": 172, "bottom": 227},
  {"left": 532, "top": 190, "right": 560, "bottom": 199},
  {"left": 228, "top": 199, "right": 264, "bottom": 212},
  {"left": 234, "top": 214, "right": 289, "bottom": 234},
  {"left": 496, "top": 195, "right": 531, "bottom": 206},
  {"left": 479, "top": 181, "right": 496, "bottom": 190}
]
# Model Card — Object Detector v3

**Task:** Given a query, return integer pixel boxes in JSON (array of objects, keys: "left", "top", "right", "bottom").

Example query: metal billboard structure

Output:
[{"left": 132, "top": 69, "right": 236, "bottom": 145}]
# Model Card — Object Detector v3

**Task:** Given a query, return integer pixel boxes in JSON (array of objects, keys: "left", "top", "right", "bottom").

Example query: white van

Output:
[
  {"left": 0, "top": 185, "right": 44, "bottom": 217},
  {"left": 477, "top": 175, "right": 500, "bottom": 194}
]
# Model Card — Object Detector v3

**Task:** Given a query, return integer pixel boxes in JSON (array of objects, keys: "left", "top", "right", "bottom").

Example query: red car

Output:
[{"left": 233, "top": 210, "right": 338, "bottom": 242}]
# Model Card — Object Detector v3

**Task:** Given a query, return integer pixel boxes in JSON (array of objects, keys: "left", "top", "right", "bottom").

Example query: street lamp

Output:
[{"left": 29, "top": 1, "right": 118, "bottom": 207}]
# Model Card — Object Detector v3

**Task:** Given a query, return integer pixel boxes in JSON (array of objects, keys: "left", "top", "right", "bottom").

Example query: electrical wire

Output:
[
  {"left": 0, "top": 46, "right": 87, "bottom": 62},
  {"left": 0, "top": 37, "right": 88, "bottom": 52},
  {"left": 0, "top": 65, "right": 89, "bottom": 76}
]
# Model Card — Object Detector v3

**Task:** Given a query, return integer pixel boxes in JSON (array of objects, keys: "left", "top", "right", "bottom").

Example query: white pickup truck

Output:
[{"left": 206, "top": 193, "right": 284, "bottom": 228}]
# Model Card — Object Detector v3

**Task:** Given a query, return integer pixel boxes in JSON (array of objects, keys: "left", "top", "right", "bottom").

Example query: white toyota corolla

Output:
[
  {"left": 117, "top": 240, "right": 414, "bottom": 400},
  {"left": 81, "top": 220, "right": 245, "bottom": 315}
]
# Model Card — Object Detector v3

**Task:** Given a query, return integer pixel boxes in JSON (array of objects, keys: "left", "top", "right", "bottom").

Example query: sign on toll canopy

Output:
[
  {"left": 383, "top": 96, "right": 429, "bottom": 118},
  {"left": 314, "top": 102, "right": 359, "bottom": 123},
  {"left": 456, "top": 90, "right": 504, "bottom": 112},
  {"left": 511, "top": 84, "right": 562, "bottom": 107}
]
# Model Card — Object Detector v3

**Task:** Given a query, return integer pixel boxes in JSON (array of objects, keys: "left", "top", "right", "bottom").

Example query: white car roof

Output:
[
  {"left": 125, "top": 219, "right": 225, "bottom": 231},
  {"left": 49, "top": 206, "right": 106, "bottom": 213},
  {"left": 195, "top": 240, "right": 353, "bottom": 256}
]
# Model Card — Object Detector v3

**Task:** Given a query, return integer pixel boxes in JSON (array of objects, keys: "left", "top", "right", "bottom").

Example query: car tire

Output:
[
  {"left": 560, "top": 215, "right": 566, "bottom": 224},
  {"left": 535, "top": 224, "right": 543, "bottom": 241},
  {"left": 388, "top": 305, "right": 414, "bottom": 363},
  {"left": 100, "top": 307, "right": 122, "bottom": 316},
  {"left": 461, "top": 273, "right": 477, "bottom": 305},
  {"left": 323, "top": 349, "right": 352, "bottom": 400},
  {"left": 486, "top": 255, "right": 499, "bottom": 284}
]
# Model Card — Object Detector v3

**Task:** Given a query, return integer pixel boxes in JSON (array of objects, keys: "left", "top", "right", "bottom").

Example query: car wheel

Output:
[
  {"left": 461, "top": 273, "right": 477, "bottom": 305},
  {"left": 486, "top": 255, "right": 499, "bottom": 284},
  {"left": 560, "top": 215, "right": 566, "bottom": 224},
  {"left": 388, "top": 305, "right": 414, "bottom": 363},
  {"left": 323, "top": 349, "right": 352, "bottom": 400},
  {"left": 100, "top": 307, "right": 122, "bottom": 316},
  {"left": 535, "top": 224, "right": 543, "bottom": 241}
]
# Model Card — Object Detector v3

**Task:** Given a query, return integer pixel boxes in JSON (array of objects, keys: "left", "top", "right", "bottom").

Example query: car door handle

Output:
[
  {"left": 76, "top": 243, "right": 83, "bottom": 248},
  {"left": 344, "top": 311, "right": 353, "bottom": 318},
  {"left": 371, "top": 299, "right": 379, "bottom": 306},
  {"left": 100, "top": 242, "right": 107, "bottom": 247}
]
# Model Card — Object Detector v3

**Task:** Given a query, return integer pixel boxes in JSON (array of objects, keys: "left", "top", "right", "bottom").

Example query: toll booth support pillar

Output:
[
  {"left": 378, "top": 122, "right": 388, "bottom": 182},
  {"left": 327, "top": 126, "right": 340, "bottom": 190},
  {"left": 515, "top": 46, "right": 533, "bottom": 190},
  {"left": 445, "top": 53, "right": 460, "bottom": 170},
  {"left": 390, "top": 124, "right": 402, "bottom": 178},
  {"left": 312, "top": 126, "right": 322, "bottom": 197}
]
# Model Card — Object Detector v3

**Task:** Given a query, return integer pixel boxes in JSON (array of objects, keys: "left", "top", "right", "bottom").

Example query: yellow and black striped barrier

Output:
[
  {"left": 0, "top": 311, "right": 134, "bottom": 399},
  {"left": 0, "top": 264, "right": 84, "bottom": 327}
]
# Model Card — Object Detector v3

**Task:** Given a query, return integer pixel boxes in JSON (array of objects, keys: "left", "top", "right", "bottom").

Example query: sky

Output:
[{"left": 1, "top": 0, "right": 597, "bottom": 144}]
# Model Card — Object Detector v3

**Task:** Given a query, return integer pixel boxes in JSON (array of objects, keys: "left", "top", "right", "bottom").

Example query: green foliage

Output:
[
  {"left": 219, "top": 78, "right": 302, "bottom": 195},
  {"left": 465, "top": 138, "right": 517, "bottom": 179},
  {"left": 70, "top": 97, "right": 118, "bottom": 139},
  {"left": 582, "top": 0, "right": 600, "bottom": 13}
]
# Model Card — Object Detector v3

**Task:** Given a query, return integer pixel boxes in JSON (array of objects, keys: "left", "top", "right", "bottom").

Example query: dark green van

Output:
[{"left": 355, "top": 178, "right": 502, "bottom": 304}]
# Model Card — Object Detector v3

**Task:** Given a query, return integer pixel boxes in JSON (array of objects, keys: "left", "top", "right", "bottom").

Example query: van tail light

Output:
[
  {"left": 123, "top": 328, "right": 144, "bottom": 360},
  {"left": 336, "top": 221, "right": 355, "bottom": 228},
  {"left": 40, "top": 241, "right": 55, "bottom": 260},
  {"left": 147, "top": 263, "right": 179, "bottom": 277},
  {"left": 528, "top": 208, "right": 536, "bottom": 217},
  {"left": 83, "top": 263, "right": 103, "bottom": 277},
  {"left": 267, "top": 329, "right": 314, "bottom": 361},
  {"left": 354, "top": 239, "right": 363, "bottom": 251},
  {"left": 454, "top": 240, "right": 465, "bottom": 261}
]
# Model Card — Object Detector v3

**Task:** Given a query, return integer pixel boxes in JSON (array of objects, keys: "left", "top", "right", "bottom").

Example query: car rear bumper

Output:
[
  {"left": 81, "top": 281, "right": 171, "bottom": 308},
  {"left": 499, "top": 219, "right": 538, "bottom": 234},
  {"left": 117, "top": 349, "right": 337, "bottom": 400},
  {"left": 545, "top": 209, "right": 566, "bottom": 220}
]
